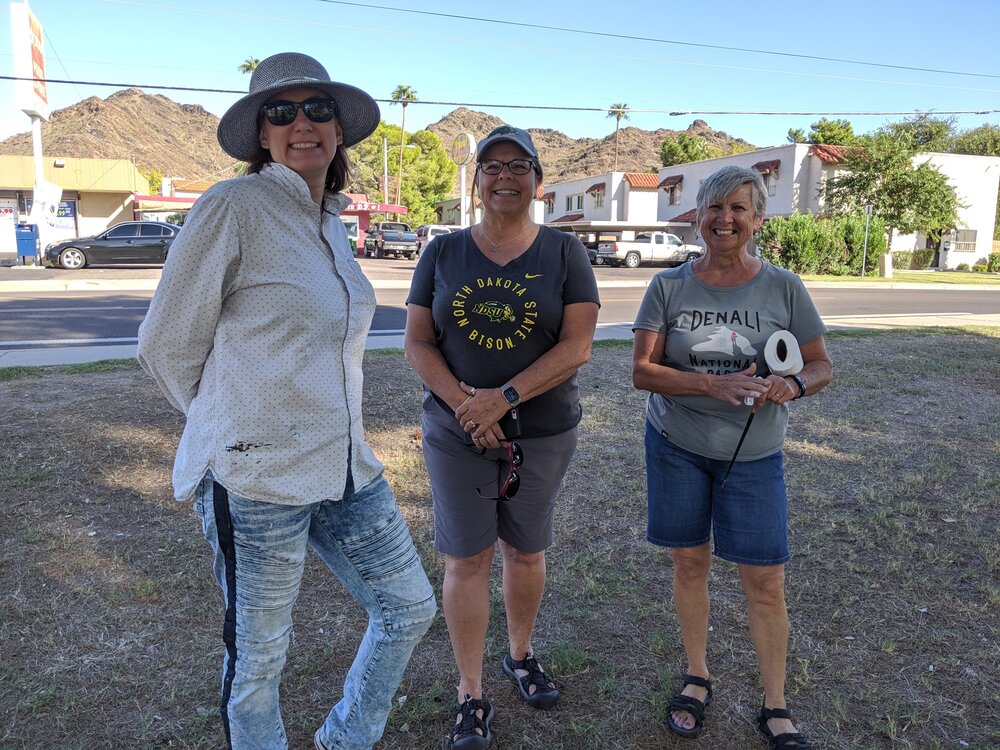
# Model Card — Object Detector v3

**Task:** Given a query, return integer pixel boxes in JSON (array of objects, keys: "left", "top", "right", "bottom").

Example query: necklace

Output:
[{"left": 478, "top": 223, "right": 535, "bottom": 254}]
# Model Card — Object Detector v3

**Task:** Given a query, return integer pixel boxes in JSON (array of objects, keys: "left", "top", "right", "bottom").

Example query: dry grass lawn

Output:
[{"left": 1, "top": 328, "right": 998, "bottom": 750}]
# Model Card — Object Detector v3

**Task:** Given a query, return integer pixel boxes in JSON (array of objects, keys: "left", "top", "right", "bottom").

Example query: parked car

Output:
[
  {"left": 42, "top": 221, "right": 179, "bottom": 270},
  {"left": 364, "top": 221, "right": 420, "bottom": 259},
  {"left": 415, "top": 224, "right": 459, "bottom": 254},
  {"left": 595, "top": 232, "right": 703, "bottom": 268},
  {"left": 583, "top": 240, "right": 602, "bottom": 265}
]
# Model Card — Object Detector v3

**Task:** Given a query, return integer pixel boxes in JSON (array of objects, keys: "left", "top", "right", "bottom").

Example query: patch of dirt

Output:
[{"left": 1, "top": 330, "right": 997, "bottom": 749}]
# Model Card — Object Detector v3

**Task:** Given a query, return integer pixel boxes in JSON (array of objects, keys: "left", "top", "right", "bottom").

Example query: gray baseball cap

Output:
[{"left": 476, "top": 125, "right": 543, "bottom": 180}]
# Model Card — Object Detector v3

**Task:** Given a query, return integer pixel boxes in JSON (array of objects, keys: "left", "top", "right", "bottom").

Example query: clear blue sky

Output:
[{"left": 4, "top": 0, "right": 999, "bottom": 157}]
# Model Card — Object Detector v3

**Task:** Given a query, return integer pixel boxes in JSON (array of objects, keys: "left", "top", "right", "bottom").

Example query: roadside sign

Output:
[{"left": 451, "top": 133, "right": 476, "bottom": 166}]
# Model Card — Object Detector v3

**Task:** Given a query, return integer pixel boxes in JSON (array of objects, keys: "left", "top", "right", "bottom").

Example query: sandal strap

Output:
[
  {"left": 508, "top": 654, "right": 557, "bottom": 694},
  {"left": 668, "top": 693, "right": 707, "bottom": 722},
  {"left": 680, "top": 673, "right": 712, "bottom": 692},
  {"left": 769, "top": 732, "right": 813, "bottom": 750},
  {"left": 452, "top": 695, "right": 490, "bottom": 741},
  {"left": 759, "top": 705, "right": 793, "bottom": 722}
]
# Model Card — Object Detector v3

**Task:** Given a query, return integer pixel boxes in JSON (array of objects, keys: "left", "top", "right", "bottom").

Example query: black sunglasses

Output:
[
  {"left": 477, "top": 441, "right": 523, "bottom": 501},
  {"left": 478, "top": 159, "right": 536, "bottom": 176},
  {"left": 261, "top": 98, "right": 337, "bottom": 126}
]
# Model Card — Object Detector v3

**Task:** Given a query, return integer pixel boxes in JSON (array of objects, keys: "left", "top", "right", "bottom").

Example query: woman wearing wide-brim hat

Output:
[{"left": 138, "top": 52, "right": 435, "bottom": 750}]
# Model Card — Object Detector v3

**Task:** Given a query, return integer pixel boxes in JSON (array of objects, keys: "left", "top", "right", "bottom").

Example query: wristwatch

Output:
[
  {"left": 790, "top": 374, "right": 807, "bottom": 399},
  {"left": 500, "top": 383, "right": 521, "bottom": 408}
]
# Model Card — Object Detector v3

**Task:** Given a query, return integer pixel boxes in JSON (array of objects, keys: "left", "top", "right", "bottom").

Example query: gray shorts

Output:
[{"left": 421, "top": 402, "right": 579, "bottom": 558}]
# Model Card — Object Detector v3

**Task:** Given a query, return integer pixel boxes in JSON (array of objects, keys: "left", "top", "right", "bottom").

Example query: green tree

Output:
[
  {"left": 825, "top": 132, "right": 961, "bottom": 249},
  {"left": 951, "top": 123, "right": 1000, "bottom": 155},
  {"left": 137, "top": 166, "right": 162, "bottom": 194},
  {"left": 347, "top": 122, "right": 456, "bottom": 227},
  {"left": 390, "top": 85, "right": 418, "bottom": 207},
  {"left": 660, "top": 132, "right": 722, "bottom": 166},
  {"left": 238, "top": 57, "right": 259, "bottom": 74},
  {"left": 788, "top": 118, "right": 857, "bottom": 145},
  {"left": 607, "top": 103, "right": 630, "bottom": 171},
  {"left": 882, "top": 113, "right": 956, "bottom": 152}
]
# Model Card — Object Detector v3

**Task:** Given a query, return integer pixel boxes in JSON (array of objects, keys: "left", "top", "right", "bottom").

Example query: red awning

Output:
[
  {"left": 541, "top": 191, "right": 555, "bottom": 201},
  {"left": 586, "top": 182, "right": 606, "bottom": 195},
  {"left": 551, "top": 212, "right": 585, "bottom": 223},
  {"left": 752, "top": 160, "right": 781, "bottom": 175},
  {"left": 658, "top": 175, "right": 683, "bottom": 188}
]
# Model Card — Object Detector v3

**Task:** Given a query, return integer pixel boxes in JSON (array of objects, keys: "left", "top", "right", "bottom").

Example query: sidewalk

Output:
[{"left": 2, "top": 263, "right": 997, "bottom": 367}]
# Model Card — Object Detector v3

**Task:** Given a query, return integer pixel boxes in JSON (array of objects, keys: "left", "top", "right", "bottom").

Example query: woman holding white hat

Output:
[
  {"left": 632, "top": 165, "right": 832, "bottom": 748},
  {"left": 138, "top": 52, "right": 435, "bottom": 750}
]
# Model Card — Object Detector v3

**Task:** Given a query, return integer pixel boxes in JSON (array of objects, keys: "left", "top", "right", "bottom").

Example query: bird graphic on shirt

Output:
[{"left": 691, "top": 326, "right": 757, "bottom": 356}]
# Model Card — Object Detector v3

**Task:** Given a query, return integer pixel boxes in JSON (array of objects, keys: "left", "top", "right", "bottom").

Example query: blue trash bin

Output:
[{"left": 15, "top": 223, "right": 40, "bottom": 265}]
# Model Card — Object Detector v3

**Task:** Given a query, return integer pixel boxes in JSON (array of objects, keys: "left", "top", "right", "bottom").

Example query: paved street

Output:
[{"left": 1, "top": 258, "right": 997, "bottom": 366}]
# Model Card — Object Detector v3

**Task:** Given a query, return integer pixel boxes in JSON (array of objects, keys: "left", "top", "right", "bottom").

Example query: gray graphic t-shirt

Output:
[
  {"left": 633, "top": 260, "right": 827, "bottom": 461},
  {"left": 407, "top": 226, "right": 600, "bottom": 437}
]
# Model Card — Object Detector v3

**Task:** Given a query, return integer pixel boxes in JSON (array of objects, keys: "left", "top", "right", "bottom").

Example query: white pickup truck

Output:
[{"left": 595, "top": 232, "right": 703, "bottom": 268}]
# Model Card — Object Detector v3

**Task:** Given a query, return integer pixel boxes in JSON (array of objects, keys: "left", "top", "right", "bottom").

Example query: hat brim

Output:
[{"left": 218, "top": 80, "right": 380, "bottom": 161}]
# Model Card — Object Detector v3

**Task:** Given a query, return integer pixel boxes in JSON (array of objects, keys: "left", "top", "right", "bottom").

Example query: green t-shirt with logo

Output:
[
  {"left": 407, "top": 226, "right": 600, "bottom": 437},
  {"left": 633, "top": 260, "right": 827, "bottom": 461}
]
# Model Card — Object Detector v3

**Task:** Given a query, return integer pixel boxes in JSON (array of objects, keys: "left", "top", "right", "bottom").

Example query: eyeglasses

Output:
[
  {"left": 477, "top": 441, "right": 523, "bottom": 501},
  {"left": 261, "top": 98, "right": 337, "bottom": 126},
  {"left": 478, "top": 159, "right": 535, "bottom": 176}
]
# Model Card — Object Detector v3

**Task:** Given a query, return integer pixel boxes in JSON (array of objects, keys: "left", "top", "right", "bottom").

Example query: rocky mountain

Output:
[
  {"left": 0, "top": 90, "right": 756, "bottom": 192},
  {"left": 0, "top": 88, "right": 236, "bottom": 180},
  {"left": 425, "top": 108, "right": 756, "bottom": 189}
]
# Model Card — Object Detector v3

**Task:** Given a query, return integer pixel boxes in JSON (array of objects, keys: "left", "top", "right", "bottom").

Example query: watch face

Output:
[{"left": 503, "top": 386, "right": 519, "bottom": 404}]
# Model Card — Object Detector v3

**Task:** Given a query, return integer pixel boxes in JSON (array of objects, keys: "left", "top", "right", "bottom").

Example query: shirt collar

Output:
[{"left": 259, "top": 162, "right": 350, "bottom": 213}]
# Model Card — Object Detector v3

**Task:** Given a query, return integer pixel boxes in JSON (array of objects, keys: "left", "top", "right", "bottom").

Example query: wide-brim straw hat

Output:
[{"left": 217, "top": 52, "right": 380, "bottom": 161}]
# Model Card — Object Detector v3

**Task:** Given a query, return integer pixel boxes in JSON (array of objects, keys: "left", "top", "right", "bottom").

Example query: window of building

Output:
[
  {"left": 574, "top": 194, "right": 583, "bottom": 210},
  {"left": 593, "top": 191, "right": 604, "bottom": 208},
  {"left": 566, "top": 195, "right": 573, "bottom": 212},
  {"left": 765, "top": 171, "right": 778, "bottom": 196},
  {"left": 545, "top": 198, "right": 554, "bottom": 214},
  {"left": 666, "top": 185, "right": 681, "bottom": 205}
]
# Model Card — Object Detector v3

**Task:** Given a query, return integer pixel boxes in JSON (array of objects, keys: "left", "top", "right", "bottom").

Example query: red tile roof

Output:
[
  {"left": 535, "top": 185, "right": 546, "bottom": 200},
  {"left": 752, "top": 160, "right": 781, "bottom": 174},
  {"left": 658, "top": 174, "right": 683, "bottom": 188},
  {"left": 586, "top": 182, "right": 606, "bottom": 194},
  {"left": 172, "top": 179, "right": 218, "bottom": 193},
  {"left": 809, "top": 144, "right": 849, "bottom": 164},
  {"left": 669, "top": 209, "right": 697, "bottom": 223},
  {"left": 550, "top": 212, "right": 585, "bottom": 223},
  {"left": 624, "top": 172, "right": 660, "bottom": 189}
]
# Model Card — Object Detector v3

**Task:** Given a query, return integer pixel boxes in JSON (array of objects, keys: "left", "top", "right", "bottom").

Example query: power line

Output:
[
  {"left": 2, "top": 76, "right": 997, "bottom": 118},
  {"left": 315, "top": 0, "right": 1000, "bottom": 81}
]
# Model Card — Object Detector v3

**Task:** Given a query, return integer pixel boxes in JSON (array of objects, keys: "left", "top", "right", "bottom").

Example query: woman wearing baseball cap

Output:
[
  {"left": 405, "top": 125, "right": 600, "bottom": 748},
  {"left": 138, "top": 52, "right": 435, "bottom": 750}
]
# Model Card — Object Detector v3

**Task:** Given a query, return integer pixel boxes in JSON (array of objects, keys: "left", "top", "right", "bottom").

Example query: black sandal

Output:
[
  {"left": 757, "top": 701, "right": 813, "bottom": 750},
  {"left": 502, "top": 652, "right": 560, "bottom": 709},
  {"left": 450, "top": 694, "right": 494, "bottom": 750},
  {"left": 667, "top": 673, "right": 713, "bottom": 738}
]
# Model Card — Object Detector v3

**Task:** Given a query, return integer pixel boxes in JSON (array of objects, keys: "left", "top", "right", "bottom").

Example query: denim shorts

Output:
[{"left": 645, "top": 420, "right": 790, "bottom": 566}]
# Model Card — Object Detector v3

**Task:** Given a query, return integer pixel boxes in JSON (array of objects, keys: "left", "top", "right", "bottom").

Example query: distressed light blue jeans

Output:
[{"left": 194, "top": 472, "right": 436, "bottom": 750}]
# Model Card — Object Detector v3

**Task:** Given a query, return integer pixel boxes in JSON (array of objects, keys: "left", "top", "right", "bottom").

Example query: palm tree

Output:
[
  {"left": 390, "top": 85, "right": 418, "bottom": 206},
  {"left": 607, "top": 103, "right": 630, "bottom": 171},
  {"left": 238, "top": 57, "right": 260, "bottom": 74}
]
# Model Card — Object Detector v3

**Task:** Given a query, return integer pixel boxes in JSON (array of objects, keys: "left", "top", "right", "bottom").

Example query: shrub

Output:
[
  {"left": 973, "top": 264, "right": 988, "bottom": 272},
  {"left": 987, "top": 252, "right": 1000, "bottom": 272},
  {"left": 892, "top": 251, "right": 913, "bottom": 270},
  {"left": 758, "top": 212, "right": 886, "bottom": 275},
  {"left": 912, "top": 249, "right": 935, "bottom": 269},
  {"left": 956, "top": 263, "right": 970, "bottom": 271}
]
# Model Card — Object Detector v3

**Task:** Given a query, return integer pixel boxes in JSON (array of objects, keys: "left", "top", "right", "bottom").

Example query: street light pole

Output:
[{"left": 861, "top": 203, "right": 873, "bottom": 277}]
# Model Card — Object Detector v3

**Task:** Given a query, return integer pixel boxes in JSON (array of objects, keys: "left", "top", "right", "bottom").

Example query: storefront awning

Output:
[{"left": 134, "top": 194, "right": 197, "bottom": 211}]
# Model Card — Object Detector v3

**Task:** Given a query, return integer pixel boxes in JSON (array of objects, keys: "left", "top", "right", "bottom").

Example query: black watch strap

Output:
[{"left": 790, "top": 374, "right": 806, "bottom": 399}]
